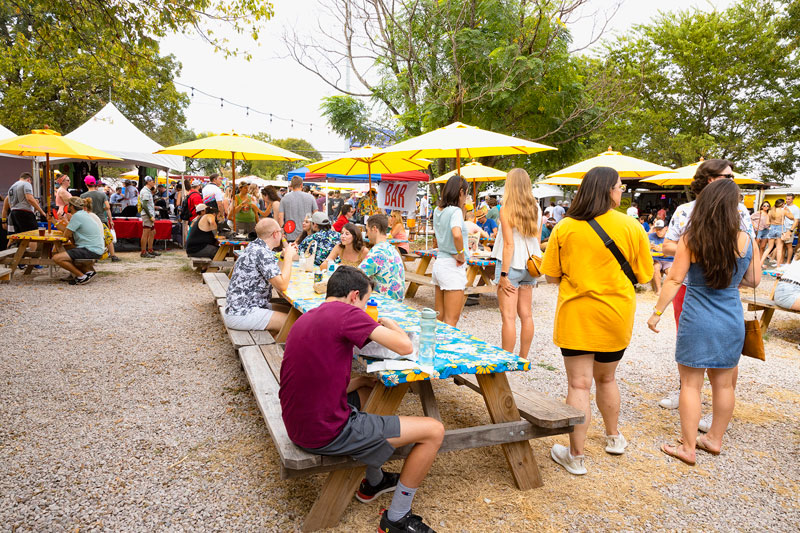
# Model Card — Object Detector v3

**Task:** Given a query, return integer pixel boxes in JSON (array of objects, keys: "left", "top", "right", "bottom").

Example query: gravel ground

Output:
[{"left": 1, "top": 250, "right": 798, "bottom": 532}]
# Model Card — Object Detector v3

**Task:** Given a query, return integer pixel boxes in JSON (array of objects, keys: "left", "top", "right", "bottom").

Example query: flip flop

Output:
[
  {"left": 676, "top": 436, "right": 721, "bottom": 455},
  {"left": 661, "top": 443, "right": 695, "bottom": 466}
]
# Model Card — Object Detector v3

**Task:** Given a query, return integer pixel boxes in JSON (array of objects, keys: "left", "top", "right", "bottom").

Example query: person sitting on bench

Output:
[
  {"left": 279, "top": 266, "right": 444, "bottom": 533},
  {"left": 53, "top": 197, "right": 105, "bottom": 285},
  {"left": 223, "top": 218, "right": 297, "bottom": 334},
  {"left": 774, "top": 259, "right": 800, "bottom": 311}
]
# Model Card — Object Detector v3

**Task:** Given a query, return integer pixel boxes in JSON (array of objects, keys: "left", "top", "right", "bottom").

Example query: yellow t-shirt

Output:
[{"left": 540, "top": 210, "right": 654, "bottom": 352}]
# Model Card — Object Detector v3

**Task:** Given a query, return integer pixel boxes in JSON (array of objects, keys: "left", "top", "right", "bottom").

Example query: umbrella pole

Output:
[
  {"left": 231, "top": 153, "right": 237, "bottom": 233},
  {"left": 45, "top": 154, "right": 51, "bottom": 228}
]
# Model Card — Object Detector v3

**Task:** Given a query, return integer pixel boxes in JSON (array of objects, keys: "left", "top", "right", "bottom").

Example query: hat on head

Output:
[
  {"left": 144, "top": 176, "right": 154, "bottom": 183},
  {"left": 84, "top": 175, "right": 96, "bottom": 186},
  {"left": 654, "top": 220, "right": 665, "bottom": 228},
  {"left": 475, "top": 206, "right": 488, "bottom": 218},
  {"left": 191, "top": 179, "right": 202, "bottom": 187},
  {"left": 53, "top": 169, "right": 62, "bottom": 176},
  {"left": 465, "top": 203, "right": 474, "bottom": 212},
  {"left": 67, "top": 197, "right": 84, "bottom": 209},
  {"left": 195, "top": 203, "right": 207, "bottom": 212},
  {"left": 311, "top": 211, "right": 330, "bottom": 225}
]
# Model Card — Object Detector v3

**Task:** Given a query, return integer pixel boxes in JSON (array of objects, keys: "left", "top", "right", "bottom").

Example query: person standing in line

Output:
[
  {"left": 760, "top": 198, "right": 794, "bottom": 268},
  {"left": 109, "top": 186, "right": 125, "bottom": 216},
  {"left": 541, "top": 166, "right": 653, "bottom": 475},
  {"left": 658, "top": 159, "right": 755, "bottom": 429},
  {"left": 491, "top": 168, "right": 541, "bottom": 360},
  {"left": 649, "top": 220, "right": 673, "bottom": 295},
  {"left": 139, "top": 177, "right": 159, "bottom": 258},
  {"left": 202, "top": 173, "right": 226, "bottom": 213},
  {"left": 648, "top": 179, "right": 760, "bottom": 465},
  {"left": 80, "top": 175, "right": 120, "bottom": 262},
  {"left": 627, "top": 200, "right": 639, "bottom": 218},
  {"left": 2, "top": 172, "right": 48, "bottom": 237},
  {"left": 278, "top": 176, "right": 317, "bottom": 241},
  {"left": 432, "top": 175, "right": 469, "bottom": 326},
  {"left": 55, "top": 174, "right": 73, "bottom": 217},
  {"left": 260, "top": 185, "right": 281, "bottom": 219},
  {"left": 232, "top": 184, "right": 258, "bottom": 235},
  {"left": 751, "top": 201, "right": 771, "bottom": 256},
  {"left": 781, "top": 193, "right": 799, "bottom": 262},
  {"left": 551, "top": 200, "right": 566, "bottom": 223}
]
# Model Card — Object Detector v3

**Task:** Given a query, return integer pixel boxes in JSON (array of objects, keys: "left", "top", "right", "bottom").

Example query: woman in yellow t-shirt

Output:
[{"left": 541, "top": 166, "right": 653, "bottom": 475}]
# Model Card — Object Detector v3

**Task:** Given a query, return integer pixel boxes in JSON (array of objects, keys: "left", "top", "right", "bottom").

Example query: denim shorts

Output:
[
  {"left": 767, "top": 224, "right": 783, "bottom": 239},
  {"left": 774, "top": 282, "right": 800, "bottom": 309},
  {"left": 493, "top": 260, "right": 537, "bottom": 288},
  {"left": 757, "top": 228, "right": 770, "bottom": 240}
]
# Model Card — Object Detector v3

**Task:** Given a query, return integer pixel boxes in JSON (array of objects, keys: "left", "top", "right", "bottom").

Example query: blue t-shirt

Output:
[
  {"left": 66, "top": 210, "right": 105, "bottom": 255},
  {"left": 649, "top": 233, "right": 673, "bottom": 263},
  {"left": 641, "top": 221, "right": 650, "bottom": 233},
  {"left": 477, "top": 217, "right": 498, "bottom": 235},
  {"left": 541, "top": 225, "right": 552, "bottom": 241}
]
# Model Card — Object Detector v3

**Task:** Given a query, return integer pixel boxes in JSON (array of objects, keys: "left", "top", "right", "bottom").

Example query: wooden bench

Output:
[
  {"left": 0, "top": 267, "right": 11, "bottom": 283},
  {"left": 404, "top": 271, "right": 495, "bottom": 296},
  {"left": 238, "top": 343, "right": 583, "bottom": 531},
  {"left": 742, "top": 278, "right": 800, "bottom": 337},
  {"left": 0, "top": 248, "right": 18, "bottom": 261},
  {"left": 192, "top": 257, "right": 235, "bottom": 272},
  {"left": 203, "top": 272, "right": 277, "bottom": 350}
]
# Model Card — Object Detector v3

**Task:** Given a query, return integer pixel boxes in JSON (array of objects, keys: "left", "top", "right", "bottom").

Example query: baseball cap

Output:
[
  {"left": 195, "top": 203, "right": 207, "bottom": 212},
  {"left": 68, "top": 197, "right": 84, "bottom": 209},
  {"left": 311, "top": 211, "right": 330, "bottom": 225},
  {"left": 144, "top": 176, "right": 154, "bottom": 183},
  {"left": 654, "top": 220, "right": 665, "bottom": 228},
  {"left": 84, "top": 175, "right": 96, "bottom": 185},
  {"left": 191, "top": 179, "right": 202, "bottom": 187}
]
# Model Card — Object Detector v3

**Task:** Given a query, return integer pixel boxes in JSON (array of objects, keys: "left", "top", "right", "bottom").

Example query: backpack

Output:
[{"left": 179, "top": 191, "right": 200, "bottom": 221}]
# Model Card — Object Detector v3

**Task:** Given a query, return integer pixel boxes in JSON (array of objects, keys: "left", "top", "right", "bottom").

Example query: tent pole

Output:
[{"left": 231, "top": 152, "right": 237, "bottom": 233}]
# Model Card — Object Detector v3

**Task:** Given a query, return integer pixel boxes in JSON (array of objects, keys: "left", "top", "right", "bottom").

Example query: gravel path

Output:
[{"left": 1, "top": 251, "right": 798, "bottom": 532}]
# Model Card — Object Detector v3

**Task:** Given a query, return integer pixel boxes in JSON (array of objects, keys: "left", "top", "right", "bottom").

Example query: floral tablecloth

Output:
[
  {"left": 413, "top": 249, "right": 497, "bottom": 267},
  {"left": 282, "top": 266, "right": 529, "bottom": 387}
]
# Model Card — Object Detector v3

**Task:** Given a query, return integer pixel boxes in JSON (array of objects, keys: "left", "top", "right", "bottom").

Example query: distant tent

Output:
[
  {"left": 54, "top": 102, "right": 185, "bottom": 172},
  {"left": 0, "top": 124, "right": 15, "bottom": 140}
]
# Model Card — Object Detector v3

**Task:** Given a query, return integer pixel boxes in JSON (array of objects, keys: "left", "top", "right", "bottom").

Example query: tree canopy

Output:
[{"left": 241, "top": 136, "right": 321, "bottom": 178}]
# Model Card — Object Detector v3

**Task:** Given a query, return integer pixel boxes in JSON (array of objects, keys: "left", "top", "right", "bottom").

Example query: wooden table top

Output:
[{"left": 8, "top": 229, "right": 68, "bottom": 242}]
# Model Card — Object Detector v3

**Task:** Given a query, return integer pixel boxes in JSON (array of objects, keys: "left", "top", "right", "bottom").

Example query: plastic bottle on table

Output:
[
  {"left": 418, "top": 308, "right": 437, "bottom": 367},
  {"left": 366, "top": 298, "right": 379, "bottom": 321}
]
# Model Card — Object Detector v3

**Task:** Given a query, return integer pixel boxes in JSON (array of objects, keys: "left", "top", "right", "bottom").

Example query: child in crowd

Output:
[{"left": 279, "top": 266, "right": 443, "bottom": 533}]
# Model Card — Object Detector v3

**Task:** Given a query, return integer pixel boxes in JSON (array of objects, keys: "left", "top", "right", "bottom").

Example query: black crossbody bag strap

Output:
[{"left": 587, "top": 219, "right": 638, "bottom": 287}]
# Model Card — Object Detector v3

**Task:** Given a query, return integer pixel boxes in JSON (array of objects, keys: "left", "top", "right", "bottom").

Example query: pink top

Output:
[
  {"left": 55, "top": 186, "right": 71, "bottom": 210},
  {"left": 391, "top": 224, "right": 408, "bottom": 241}
]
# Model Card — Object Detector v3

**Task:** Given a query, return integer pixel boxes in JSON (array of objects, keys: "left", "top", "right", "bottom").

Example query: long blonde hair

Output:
[{"left": 502, "top": 168, "right": 539, "bottom": 237}]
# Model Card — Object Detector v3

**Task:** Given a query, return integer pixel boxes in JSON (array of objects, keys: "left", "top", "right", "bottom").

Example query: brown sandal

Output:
[
  {"left": 677, "top": 436, "right": 721, "bottom": 455},
  {"left": 661, "top": 443, "right": 695, "bottom": 466}
]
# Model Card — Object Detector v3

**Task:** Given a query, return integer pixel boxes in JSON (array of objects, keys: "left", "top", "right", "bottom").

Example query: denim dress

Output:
[{"left": 675, "top": 241, "right": 753, "bottom": 369}]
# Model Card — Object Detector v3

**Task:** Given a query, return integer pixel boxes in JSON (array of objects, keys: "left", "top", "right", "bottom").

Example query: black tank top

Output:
[{"left": 186, "top": 217, "right": 217, "bottom": 254}]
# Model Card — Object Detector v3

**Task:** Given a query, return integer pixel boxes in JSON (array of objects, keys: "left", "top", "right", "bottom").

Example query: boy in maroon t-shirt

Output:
[{"left": 279, "top": 266, "right": 444, "bottom": 533}]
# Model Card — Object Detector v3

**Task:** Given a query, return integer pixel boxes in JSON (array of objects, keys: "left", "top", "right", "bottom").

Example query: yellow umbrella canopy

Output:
[
  {"left": 306, "top": 146, "right": 431, "bottom": 175},
  {"left": 538, "top": 176, "right": 583, "bottom": 186},
  {"left": 640, "top": 161, "right": 762, "bottom": 186},
  {"left": 547, "top": 149, "right": 676, "bottom": 179},
  {"left": 432, "top": 161, "right": 507, "bottom": 184},
  {"left": 0, "top": 128, "right": 122, "bottom": 225},
  {"left": 156, "top": 132, "right": 307, "bottom": 232}
]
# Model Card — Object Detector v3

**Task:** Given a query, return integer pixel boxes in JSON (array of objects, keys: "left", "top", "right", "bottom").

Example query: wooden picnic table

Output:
[
  {"left": 404, "top": 249, "right": 497, "bottom": 300},
  {"left": 206, "top": 237, "right": 250, "bottom": 273},
  {"left": 272, "top": 268, "right": 582, "bottom": 530},
  {"left": 1, "top": 230, "right": 69, "bottom": 280}
]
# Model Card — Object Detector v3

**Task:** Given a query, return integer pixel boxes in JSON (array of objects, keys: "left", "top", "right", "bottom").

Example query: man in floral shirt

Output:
[
  {"left": 300, "top": 211, "right": 340, "bottom": 266},
  {"left": 360, "top": 214, "right": 405, "bottom": 301},
  {"left": 356, "top": 189, "right": 381, "bottom": 221},
  {"left": 224, "top": 218, "right": 297, "bottom": 333}
]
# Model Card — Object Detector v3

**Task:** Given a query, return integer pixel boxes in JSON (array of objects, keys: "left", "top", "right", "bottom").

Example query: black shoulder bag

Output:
[{"left": 587, "top": 219, "right": 638, "bottom": 287}]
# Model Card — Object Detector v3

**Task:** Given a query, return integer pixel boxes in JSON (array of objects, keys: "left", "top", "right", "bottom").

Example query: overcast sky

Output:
[{"left": 162, "top": 0, "right": 736, "bottom": 156}]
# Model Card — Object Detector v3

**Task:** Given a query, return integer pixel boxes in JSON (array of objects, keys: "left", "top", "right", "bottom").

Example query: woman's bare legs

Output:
[
  {"left": 704, "top": 367, "right": 737, "bottom": 452},
  {"left": 497, "top": 282, "right": 519, "bottom": 354},
  {"left": 593, "top": 360, "right": 621, "bottom": 437},
  {"left": 516, "top": 286, "right": 534, "bottom": 359},
  {"left": 563, "top": 354, "right": 594, "bottom": 456},
  {"left": 674, "top": 364, "right": 705, "bottom": 464}
]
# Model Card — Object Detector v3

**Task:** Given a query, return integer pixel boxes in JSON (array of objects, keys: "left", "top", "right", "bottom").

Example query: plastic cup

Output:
[{"left": 38, "top": 229, "right": 45, "bottom": 237}]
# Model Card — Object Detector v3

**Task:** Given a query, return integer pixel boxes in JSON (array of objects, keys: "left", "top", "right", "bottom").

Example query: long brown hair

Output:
[
  {"left": 685, "top": 178, "right": 741, "bottom": 290},
  {"left": 339, "top": 222, "right": 365, "bottom": 252},
  {"left": 690, "top": 159, "right": 732, "bottom": 197},
  {"left": 502, "top": 168, "right": 539, "bottom": 237},
  {"left": 567, "top": 166, "right": 618, "bottom": 221},
  {"left": 438, "top": 175, "right": 468, "bottom": 209}
]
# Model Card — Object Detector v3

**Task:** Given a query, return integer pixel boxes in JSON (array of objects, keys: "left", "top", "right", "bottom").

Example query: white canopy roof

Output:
[
  {"left": 0, "top": 123, "right": 15, "bottom": 140},
  {"left": 56, "top": 102, "right": 185, "bottom": 171}
]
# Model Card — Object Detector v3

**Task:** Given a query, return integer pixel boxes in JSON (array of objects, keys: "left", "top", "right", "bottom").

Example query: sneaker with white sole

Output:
[
  {"left": 605, "top": 433, "right": 628, "bottom": 455},
  {"left": 659, "top": 390, "right": 680, "bottom": 409},
  {"left": 550, "top": 444, "right": 587, "bottom": 475},
  {"left": 698, "top": 413, "right": 712, "bottom": 433}
]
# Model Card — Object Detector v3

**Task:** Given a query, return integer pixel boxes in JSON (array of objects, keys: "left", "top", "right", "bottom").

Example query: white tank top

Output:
[{"left": 491, "top": 224, "right": 540, "bottom": 269}]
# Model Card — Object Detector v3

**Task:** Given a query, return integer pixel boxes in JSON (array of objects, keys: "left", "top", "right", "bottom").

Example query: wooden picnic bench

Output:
[
  {"left": 404, "top": 250, "right": 497, "bottom": 300},
  {"left": 202, "top": 272, "right": 277, "bottom": 350},
  {"left": 742, "top": 277, "right": 800, "bottom": 337},
  {"left": 191, "top": 256, "right": 236, "bottom": 273},
  {"left": 0, "top": 266, "right": 11, "bottom": 283}
]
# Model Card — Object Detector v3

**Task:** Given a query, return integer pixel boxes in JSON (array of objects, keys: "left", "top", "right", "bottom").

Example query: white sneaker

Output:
[
  {"left": 550, "top": 444, "right": 587, "bottom": 475},
  {"left": 659, "top": 390, "right": 680, "bottom": 409},
  {"left": 698, "top": 413, "right": 712, "bottom": 433},
  {"left": 605, "top": 433, "right": 628, "bottom": 455}
]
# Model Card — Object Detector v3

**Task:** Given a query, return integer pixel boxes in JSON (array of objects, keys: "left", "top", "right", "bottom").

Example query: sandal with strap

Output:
[{"left": 661, "top": 443, "right": 695, "bottom": 466}]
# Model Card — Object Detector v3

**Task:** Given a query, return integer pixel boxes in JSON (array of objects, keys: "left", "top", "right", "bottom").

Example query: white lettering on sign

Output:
[{"left": 378, "top": 182, "right": 418, "bottom": 213}]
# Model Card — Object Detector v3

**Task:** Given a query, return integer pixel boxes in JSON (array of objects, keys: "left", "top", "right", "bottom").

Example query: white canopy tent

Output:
[
  {"left": 0, "top": 124, "right": 39, "bottom": 194},
  {"left": 54, "top": 102, "right": 185, "bottom": 172}
]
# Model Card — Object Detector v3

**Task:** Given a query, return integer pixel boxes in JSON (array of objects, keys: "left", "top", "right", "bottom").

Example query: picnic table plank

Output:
[
  {"left": 476, "top": 372, "right": 543, "bottom": 489},
  {"left": 202, "top": 273, "right": 228, "bottom": 299},
  {"left": 302, "top": 382, "right": 410, "bottom": 532},
  {"left": 261, "top": 344, "right": 284, "bottom": 382}
]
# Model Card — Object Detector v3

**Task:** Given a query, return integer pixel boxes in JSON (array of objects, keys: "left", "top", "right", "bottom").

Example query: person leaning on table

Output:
[
  {"left": 540, "top": 166, "right": 653, "bottom": 476},
  {"left": 431, "top": 174, "right": 470, "bottom": 327}
]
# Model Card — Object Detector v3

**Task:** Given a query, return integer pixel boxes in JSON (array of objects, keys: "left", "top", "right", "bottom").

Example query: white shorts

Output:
[
  {"left": 223, "top": 308, "right": 274, "bottom": 330},
  {"left": 431, "top": 255, "right": 467, "bottom": 291}
]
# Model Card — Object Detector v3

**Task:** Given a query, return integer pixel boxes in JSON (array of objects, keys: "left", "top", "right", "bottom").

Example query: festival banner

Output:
[{"left": 378, "top": 182, "right": 418, "bottom": 212}]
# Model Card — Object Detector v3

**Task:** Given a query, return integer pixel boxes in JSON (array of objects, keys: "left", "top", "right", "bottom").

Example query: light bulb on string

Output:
[
  {"left": 220, "top": 98, "right": 223, "bottom": 109},
  {"left": 191, "top": 87, "right": 194, "bottom": 97},
  {"left": 269, "top": 113, "right": 272, "bottom": 124},
  {"left": 246, "top": 106, "right": 249, "bottom": 117},
  {"left": 291, "top": 119, "right": 293, "bottom": 128}
]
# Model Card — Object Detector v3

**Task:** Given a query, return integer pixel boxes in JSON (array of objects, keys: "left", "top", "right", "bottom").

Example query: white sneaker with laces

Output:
[
  {"left": 659, "top": 390, "right": 680, "bottom": 409},
  {"left": 605, "top": 433, "right": 628, "bottom": 455},
  {"left": 550, "top": 444, "right": 587, "bottom": 475},
  {"left": 698, "top": 413, "right": 713, "bottom": 433}
]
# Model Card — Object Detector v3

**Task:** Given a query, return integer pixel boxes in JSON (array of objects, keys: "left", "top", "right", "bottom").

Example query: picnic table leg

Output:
[
  {"left": 414, "top": 380, "right": 441, "bottom": 421},
  {"left": 24, "top": 241, "right": 45, "bottom": 275},
  {"left": 275, "top": 306, "right": 301, "bottom": 343},
  {"left": 207, "top": 245, "right": 231, "bottom": 273},
  {"left": 476, "top": 372, "right": 543, "bottom": 490},
  {"left": 8, "top": 241, "right": 29, "bottom": 279},
  {"left": 405, "top": 255, "right": 432, "bottom": 298},
  {"left": 760, "top": 308, "right": 776, "bottom": 334},
  {"left": 462, "top": 264, "right": 481, "bottom": 305},
  {"left": 302, "top": 382, "right": 410, "bottom": 532}
]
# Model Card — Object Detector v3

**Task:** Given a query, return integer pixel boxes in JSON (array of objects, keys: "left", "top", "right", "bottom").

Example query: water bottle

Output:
[
  {"left": 366, "top": 299, "right": 379, "bottom": 321},
  {"left": 418, "top": 308, "right": 437, "bottom": 367}
]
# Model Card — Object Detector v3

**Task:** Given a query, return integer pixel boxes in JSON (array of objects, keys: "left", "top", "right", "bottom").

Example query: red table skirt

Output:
[{"left": 113, "top": 218, "right": 173, "bottom": 240}]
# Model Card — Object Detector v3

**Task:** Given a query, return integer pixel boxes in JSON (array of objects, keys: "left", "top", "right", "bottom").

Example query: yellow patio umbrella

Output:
[
  {"left": 305, "top": 145, "right": 431, "bottom": 190},
  {"left": 0, "top": 128, "right": 122, "bottom": 226},
  {"left": 431, "top": 161, "right": 507, "bottom": 184},
  {"left": 538, "top": 176, "right": 583, "bottom": 186},
  {"left": 640, "top": 161, "right": 763, "bottom": 186},
  {"left": 374, "top": 122, "right": 555, "bottom": 201},
  {"left": 547, "top": 148, "right": 676, "bottom": 179},
  {"left": 156, "top": 132, "right": 307, "bottom": 231}
]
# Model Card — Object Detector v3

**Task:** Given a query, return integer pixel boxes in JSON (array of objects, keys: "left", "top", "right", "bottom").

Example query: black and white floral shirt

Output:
[{"left": 225, "top": 239, "right": 281, "bottom": 316}]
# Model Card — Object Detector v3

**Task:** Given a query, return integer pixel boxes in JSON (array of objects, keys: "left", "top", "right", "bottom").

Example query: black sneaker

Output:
[
  {"left": 110, "top": 255, "right": 121, "bottom": 262},
  {"left": 84, "top": 271, "right": 96, "bottom": 282},
  {"left": 378, "top": 509, "right": 436, "bottom": 533},
  {"left": 70, "top": 275, "right": 90, "bottom": 285},
  {"left": 356, "top": 471, "right": 399, "bottom": 503},
  {"left": 140, "top": 252, "right": 155, "bottom": 258},
  {"left": 149, "top": 250, "right": 162, "bottom": 256}
]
